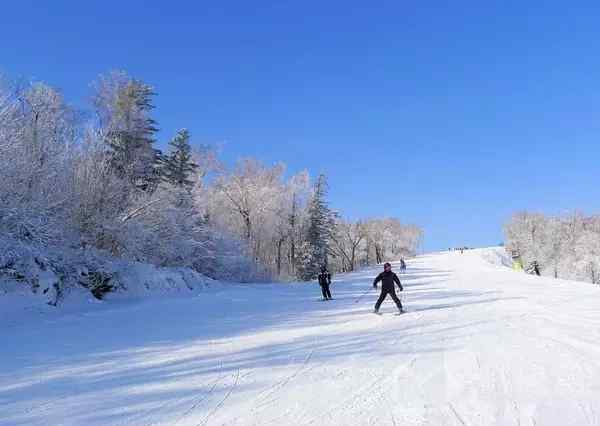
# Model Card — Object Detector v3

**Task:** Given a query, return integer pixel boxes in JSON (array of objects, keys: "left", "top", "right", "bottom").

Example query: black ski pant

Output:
[
  {"left": 320, "top": 284, "right": 332, "bottom": 299},
  {"left": 375, "top": 288, "right": 402, "bottom": 311}
]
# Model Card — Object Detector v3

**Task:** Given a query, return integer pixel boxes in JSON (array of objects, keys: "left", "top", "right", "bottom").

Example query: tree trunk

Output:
[
  {"left": 276, "top": 238, "right": 284, "bottom": 276},
  {"left": 290, "top": 241, "right": 296, "bottom": 275},
  {"left": 243, "top": 213, "right": 251, "bottom": 241}
]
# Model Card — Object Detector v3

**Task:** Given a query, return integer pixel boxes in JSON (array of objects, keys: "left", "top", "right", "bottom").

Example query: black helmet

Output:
[{"left": 321, "top": 266, "right": 327, "bottom": 273}]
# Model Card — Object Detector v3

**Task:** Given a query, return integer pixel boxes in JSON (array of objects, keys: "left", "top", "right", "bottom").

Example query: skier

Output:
[
  {"left": 399, "top": 258, "right": 407, "bottom": 273},
  {"left": 527, "top": 260, "right": 541, "bottom": 276},
  {"left": 373, "top": 262, "right": 404, "bottom": 314},
  {"left": 318, "top": 266, "right": 332, "bottom": 300}
]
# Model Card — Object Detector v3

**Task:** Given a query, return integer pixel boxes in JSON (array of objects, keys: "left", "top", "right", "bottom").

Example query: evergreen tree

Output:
[
  {"left": 297, "top": 174, "right": 336, "bottom": 280},
  {"left": 163, "top": 129, "right": 198, "bottom": 190},
  {"left": 95, "top": 73, "right": 161, "bottom": 192}
]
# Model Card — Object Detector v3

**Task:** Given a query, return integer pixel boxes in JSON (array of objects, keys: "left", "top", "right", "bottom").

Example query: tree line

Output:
[
  {"left": 0, "top": 70, "right": 422, "bottom": 286},
  {"left": 504, "top": 211, "right": 600, "bottom": 284}
]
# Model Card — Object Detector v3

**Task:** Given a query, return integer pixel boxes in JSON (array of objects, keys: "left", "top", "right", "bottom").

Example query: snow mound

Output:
[
  {"left": 0, "top": 236, "right": 218, "bottom": 309},
  {"left": 108, "top": 263, "right": 217, "bottom": 300}
]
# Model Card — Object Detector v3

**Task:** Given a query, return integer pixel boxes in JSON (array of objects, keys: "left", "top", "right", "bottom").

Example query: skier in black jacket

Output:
[
  {"left": 318, "top": 266, "right": 332, "bottom": 300},
  {"left": 399, "top": 258, "right": 407, "bottom": 273},
  {"left": 373, "top": 262, "right": 403, "bottom": 313}
]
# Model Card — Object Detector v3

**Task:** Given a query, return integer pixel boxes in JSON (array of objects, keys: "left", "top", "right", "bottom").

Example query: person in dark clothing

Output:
[
  {"left": 528, "top": 260, "right": 541, "bottom": 276},
  {"left": 373, "top": 262, "right": 403, "bottom": 313},
  {"left": 318, "top": 266, "right": 332, "bottom": 300},
  {"left": 399, "top": 258, "right": 407, "bottom": 273}
]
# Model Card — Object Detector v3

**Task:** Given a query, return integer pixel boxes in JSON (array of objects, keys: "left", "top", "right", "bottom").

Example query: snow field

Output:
[{"left": 2, "top": 248, "right": 600, "bottom": 425}]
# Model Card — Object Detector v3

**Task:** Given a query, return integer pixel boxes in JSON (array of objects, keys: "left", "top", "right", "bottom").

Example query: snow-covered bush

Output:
[{"left": 0, "top": 237, "right": 111, "bottom": 304}]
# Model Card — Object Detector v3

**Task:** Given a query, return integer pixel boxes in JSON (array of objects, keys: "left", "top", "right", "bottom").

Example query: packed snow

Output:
[{"left": 3, "top": 247, "right": 600, "bottom": 425}]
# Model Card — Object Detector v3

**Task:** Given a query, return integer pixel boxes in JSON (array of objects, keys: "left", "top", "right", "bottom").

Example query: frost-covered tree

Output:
[
  {"left": 92, "top": 71, "right": 161, "bottom": 193},
  {"left": 504, "top": 212, "right": 549, "bottom": 272},
  {"left": 330, "top": 220, "right": 366, "bottom": 272},
  {"left": 212, "top": 158, "right": 285, "bottom": 243},
  {"left": 285, "top": 172, "right": 310, "bottom": 277},
  {"left": 505, "top": 211, "right": 600, "bottom": 284},
  {"left": 200, "top": 159, "right": 313, "bottom": 279},
  {"left": 0, "top": 79, "right": 77, "bottom": 245},
  {"left": 358, "top": 218, "right": 422, "bottom": 266},
  {"left": 269, "top": 171, "right": 309, "bottom": 277},
  {"left": 71, "top": 129, "right": 127, "bottom": 247},
  {"left": 296, "top": 174, "right": 336, "bottom": 280},
  {"left": 574, "top": 224, "right": 600, "bottom": 284}
]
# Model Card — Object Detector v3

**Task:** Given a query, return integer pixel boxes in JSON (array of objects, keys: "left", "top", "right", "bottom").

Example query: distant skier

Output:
[
  {"left": 373, "top": 262, "right": 403, "bottom": 314},
  {"left": 318, "top": 266, "right": 332, "bottom": 300},
  {"left": 399, "top": 258, "right": 407, "bottom": 273},
  {"left": 527, "top": 261, "right": 541, "bottom": 276}
]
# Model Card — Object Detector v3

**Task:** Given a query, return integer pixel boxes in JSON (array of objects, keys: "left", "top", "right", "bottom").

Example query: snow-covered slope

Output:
[{"left": 3, "top": 248, "right": 600, "bottom": 425}]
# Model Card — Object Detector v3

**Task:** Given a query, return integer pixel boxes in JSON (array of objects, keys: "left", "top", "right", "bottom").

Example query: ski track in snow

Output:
[{"left": 3, "top": 248, "right": 600, "bottom": 425}]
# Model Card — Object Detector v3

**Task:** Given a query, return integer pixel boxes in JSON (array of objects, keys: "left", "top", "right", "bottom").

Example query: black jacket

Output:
[
  {"left": 318, "top": 271, "right": 331, "bottom": 286},
  {"left": 373, "top": 271, "right": 403, "bottom": 291}
]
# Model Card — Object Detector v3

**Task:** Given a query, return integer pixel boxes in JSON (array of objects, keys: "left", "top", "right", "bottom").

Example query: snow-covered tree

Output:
[
  {"left": 505, "top": 211, "right": 600, "bottom": 284},
  {"left": 296, "top": 174, "right": 336, "bottom": 280},
  {"left": 353, "top": 218, "right": 422, "bottom": 267},
  {"left": 330, "top": 220, "right": 366, "bottom": 272},
  {"left": 0, "top": 79, "right": 77, "bottom": 246},
  {"left": 92, "top": 71, "right": 161, "bottom": 193},
  {"left": 1, "top": 68, "right": 425, "bottom": 300},
  {"left": 204, "top": 159, "right": 293, "bottom": 278},
  {"left": 270, "top": 171, "right": 310, "bottom": 277}
]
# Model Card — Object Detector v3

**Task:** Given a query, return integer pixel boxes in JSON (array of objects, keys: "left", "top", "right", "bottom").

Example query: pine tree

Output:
[
  {"left": 163, "top": 129, "right": 198, "bottom": 190},
  {"left": 297, "top": 174, "right": 336, "bottom": 280},
  {"left": 98, "top": 74, "right": 161, "bottom": 192}
]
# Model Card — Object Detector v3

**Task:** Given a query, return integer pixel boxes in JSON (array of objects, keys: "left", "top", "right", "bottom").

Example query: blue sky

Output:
[{"left": 2, "top": 1, "right": 600, "bottom": 251}]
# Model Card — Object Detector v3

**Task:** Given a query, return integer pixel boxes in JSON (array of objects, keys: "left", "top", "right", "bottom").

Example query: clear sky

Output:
[{"left": 3, "top": 1, "right": 600, "bottom": 251}]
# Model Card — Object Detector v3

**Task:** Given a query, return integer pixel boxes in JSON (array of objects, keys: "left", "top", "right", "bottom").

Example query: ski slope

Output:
[{"left": 3, "top": 248, "right": 600, "bottom": 425}]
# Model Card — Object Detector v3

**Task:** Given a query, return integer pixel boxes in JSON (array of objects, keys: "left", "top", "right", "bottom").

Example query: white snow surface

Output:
[{"left": 3, "top": 247, "right": 600, "bottom": 425}]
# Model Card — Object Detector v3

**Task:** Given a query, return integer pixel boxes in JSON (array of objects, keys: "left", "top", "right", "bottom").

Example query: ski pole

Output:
[{"left": 354, "top": 287, "right": 373, "bottom": 303}]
